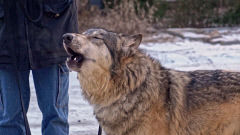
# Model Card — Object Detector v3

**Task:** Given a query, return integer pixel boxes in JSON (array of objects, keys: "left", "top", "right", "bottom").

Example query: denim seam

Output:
[
  {"left": 56, "top": 64, "right": 69, "bottom": 108},
  {"left": 0, "top": 79, "right": 3, "bottom": 111},
  {"left": 56, "top": 65, "right": 61, "bottom": 107}
]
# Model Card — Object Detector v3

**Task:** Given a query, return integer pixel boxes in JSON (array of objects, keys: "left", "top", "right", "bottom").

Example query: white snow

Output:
[
  {"left": 140, "top": 40, "right": 240, "bottom": 71},
  {"left": 182, "top": 32, "right": 210, "bottom": 38},
  {"left": 27, "top": 27, "right": 240, "bottom": 135},
  {"left": 212, "top": 34, "right": 240, "bottom": 42}
]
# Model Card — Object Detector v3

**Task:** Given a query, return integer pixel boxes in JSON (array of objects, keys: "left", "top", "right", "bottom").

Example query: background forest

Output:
[{"left": 77, "top": 0, "right": 240, "bottom": 34}]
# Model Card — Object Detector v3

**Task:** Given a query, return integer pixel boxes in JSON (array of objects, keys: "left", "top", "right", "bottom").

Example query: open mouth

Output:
[{"left": 65, "top": 46, "right": 85, "bottom": 67}]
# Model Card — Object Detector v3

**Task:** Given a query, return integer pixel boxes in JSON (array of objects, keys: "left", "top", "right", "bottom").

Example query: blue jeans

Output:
[{"left": 0, "top": 64, "right": 69, "bottom": 135}]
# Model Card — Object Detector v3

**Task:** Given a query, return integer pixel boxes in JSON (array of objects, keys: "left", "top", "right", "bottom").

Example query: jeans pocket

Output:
[{"left": 56, "top": 64, "right": 69, "bottom": 108}]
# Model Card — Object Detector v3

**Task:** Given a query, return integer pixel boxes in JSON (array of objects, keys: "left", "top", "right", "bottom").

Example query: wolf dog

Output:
[{"left": 63, "top": 28, "right": 240, "bottom": 135}]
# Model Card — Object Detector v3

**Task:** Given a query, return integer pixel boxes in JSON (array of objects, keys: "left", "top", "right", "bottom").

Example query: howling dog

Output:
[{"left": 63, "top": 28, "right": 240, "bottom": 135}]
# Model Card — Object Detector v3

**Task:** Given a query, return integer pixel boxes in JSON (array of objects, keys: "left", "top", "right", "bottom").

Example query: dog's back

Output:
[
  {"left": 187, "top": 70, "right": 240, "bottom": 110},
  {"left": 166, "top": 70, "right": 240, "bottom": 135}
]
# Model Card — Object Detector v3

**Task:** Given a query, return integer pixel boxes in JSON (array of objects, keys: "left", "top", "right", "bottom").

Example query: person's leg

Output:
[
  {"left": 0, "top": 69, "right": 31, "bottom": 135},
  {"left": 32, "top": 64, "right": 69, "bottom": 135}
]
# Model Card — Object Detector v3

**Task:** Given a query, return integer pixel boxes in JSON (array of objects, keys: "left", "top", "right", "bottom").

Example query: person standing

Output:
[{"left": 0, "top": 0, "right": 78, "bottom": 135}]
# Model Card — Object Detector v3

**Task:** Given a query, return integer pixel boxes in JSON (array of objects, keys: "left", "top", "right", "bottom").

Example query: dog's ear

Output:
[{"left": 124, "top": 34, "right": 142, "bottom": 49}]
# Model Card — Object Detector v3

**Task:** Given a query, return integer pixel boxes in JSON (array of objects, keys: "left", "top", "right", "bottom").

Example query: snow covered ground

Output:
[{"left": 28, "top": 27, "right": 240, "bottom": 135}]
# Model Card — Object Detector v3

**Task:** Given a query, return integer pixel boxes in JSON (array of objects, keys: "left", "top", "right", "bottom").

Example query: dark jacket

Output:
[{"left": 0, "top": 0, "right": 78, "bottom": 70}]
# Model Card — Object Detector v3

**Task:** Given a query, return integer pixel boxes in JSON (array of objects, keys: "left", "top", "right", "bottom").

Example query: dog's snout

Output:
[{"left": 63, "top": 34, "right": 74, "bottom": 44}]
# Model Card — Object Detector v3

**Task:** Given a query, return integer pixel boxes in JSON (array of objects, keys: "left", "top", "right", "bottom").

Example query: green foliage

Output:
[
  {"left": 154, "top": 2, "right": 168, "bottom": 19},
  {"left": 104, "top": 0, "right": 167, "bottom": 21},
  {"left": 173, "top": 0, "right": 219, "bottom": 27},
  {"left": 220, "top": 4, "right": 240, "bottom": 25},
  {"left": 102, "top": 0, "right": 240, "bottom": 27}
]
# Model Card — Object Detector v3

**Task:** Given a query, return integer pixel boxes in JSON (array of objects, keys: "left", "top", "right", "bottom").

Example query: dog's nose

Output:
[{"left": 63, "top": 34, "right": 74, "bottom": 44}]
